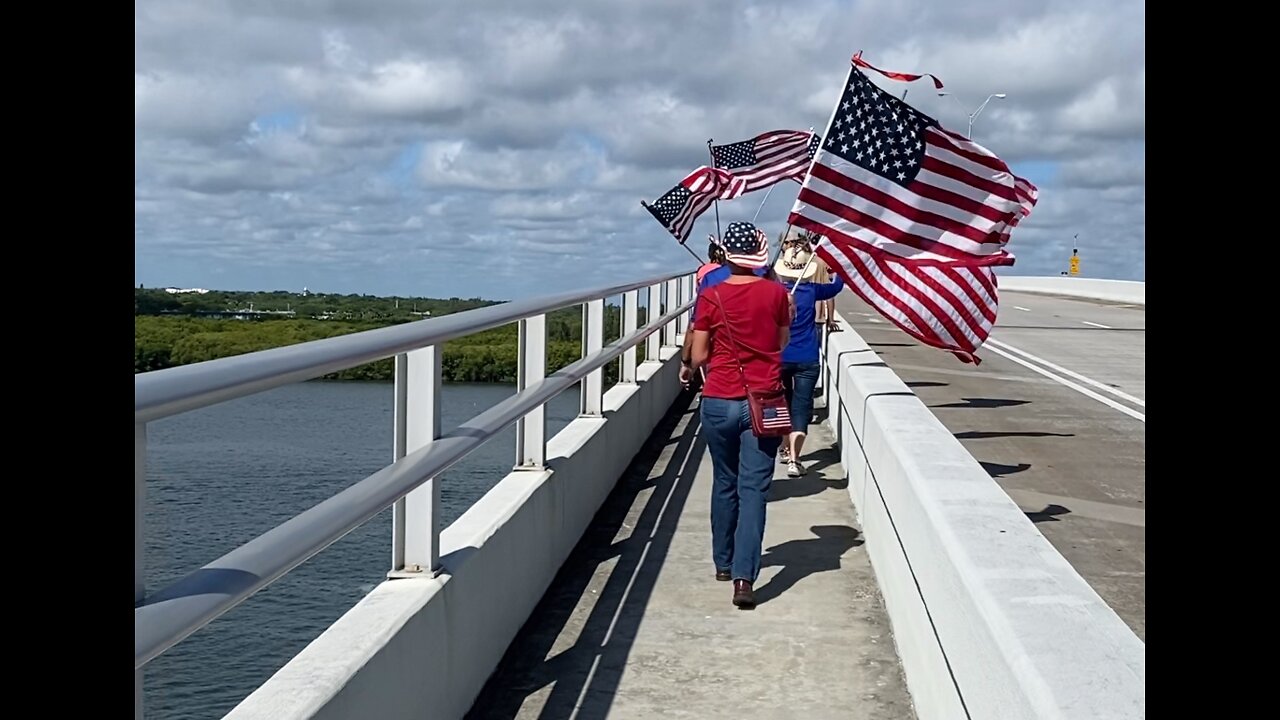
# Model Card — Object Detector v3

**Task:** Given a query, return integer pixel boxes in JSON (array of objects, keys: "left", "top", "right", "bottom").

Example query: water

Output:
[{"left": 142, "top": 381, "right": 581, "bottom": 719}]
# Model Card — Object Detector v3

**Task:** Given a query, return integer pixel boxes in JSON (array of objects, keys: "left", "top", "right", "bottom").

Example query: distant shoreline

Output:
[{"left": 135, "top": 287, "right": 631, "bottom": 383}]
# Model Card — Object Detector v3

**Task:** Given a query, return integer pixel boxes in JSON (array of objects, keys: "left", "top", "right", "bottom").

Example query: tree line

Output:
[{"left": 135, "top": 288, "right": 646, "bottom": 383}]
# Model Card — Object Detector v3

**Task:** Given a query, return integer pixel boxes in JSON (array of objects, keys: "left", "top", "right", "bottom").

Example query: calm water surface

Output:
[{"left": 143, "top": 381, "right": 580, "bottom": 719}]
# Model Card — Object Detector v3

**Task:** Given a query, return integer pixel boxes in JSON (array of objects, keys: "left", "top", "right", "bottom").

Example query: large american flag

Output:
[
  {"left": 790, "top": 61, "right": 1038, "bottom": 363},
  {"left": 710, "top": 130, "right": 823, "bottom": 192},
  {"left": 643, "top": 166, "right": 745, "bottom": 242}
]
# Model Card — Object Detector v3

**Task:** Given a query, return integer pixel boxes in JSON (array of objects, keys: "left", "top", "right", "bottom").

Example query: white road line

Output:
[
  {"left": 987, "top": 338, "right": 1145, "bottom": 408},
  {"left": 1082, "top": 320, "right": 1111, "bottom": 329},
  {"left": 983, "top": 344, "right": 1145, "bottom": 423},
  {"left": 1014, "top": 306, "right": 1031, "bottom": 311}
]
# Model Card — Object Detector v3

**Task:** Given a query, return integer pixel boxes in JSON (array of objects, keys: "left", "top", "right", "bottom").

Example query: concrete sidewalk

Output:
[{"left": 467, "top": 389, "right": 914, "bottom": 719}]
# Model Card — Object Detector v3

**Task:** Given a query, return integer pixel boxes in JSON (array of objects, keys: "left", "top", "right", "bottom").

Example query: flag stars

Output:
[{"left": 819, "top": 67, "right": 931, "bottom": 188}]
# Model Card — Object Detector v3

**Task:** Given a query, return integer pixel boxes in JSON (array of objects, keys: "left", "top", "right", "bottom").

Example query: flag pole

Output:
[
  {"left": 678, "top": 241, "right": 705, "bottom": 265},
  {"left": 769, "top": 125, "right": 820, "bottom": 278},
  {"left": 781, "top": 70, "right": 853, "bottom": 294},
  {"left": 706, "top": 138, "right": 723, "bottom": 243},
  {"left": 750, "top": 184, "right": 775, "bottom": 224}
]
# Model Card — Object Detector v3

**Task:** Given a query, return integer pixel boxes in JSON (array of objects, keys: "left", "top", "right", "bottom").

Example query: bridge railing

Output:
[{"left": 133, "top": 270, "right": 696, "bottom": 718}]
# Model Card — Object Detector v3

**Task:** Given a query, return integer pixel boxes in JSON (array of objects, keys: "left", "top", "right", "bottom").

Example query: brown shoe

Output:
[
  {"left": 715, "top": 569, "right": 731, "bottom": 582},
  {"left": 732, "top": 579, "right": 755, "bottom": 608}
]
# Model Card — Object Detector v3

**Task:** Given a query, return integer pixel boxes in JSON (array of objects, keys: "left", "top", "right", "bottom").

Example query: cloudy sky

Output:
[{"left": 135, "top": 0, "right": 1145, "bottom": 300}]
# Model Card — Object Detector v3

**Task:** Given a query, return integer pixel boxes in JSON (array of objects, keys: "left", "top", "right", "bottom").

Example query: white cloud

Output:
[{"left": 135, "top": 0, "right": 1146, "bottom": 298}]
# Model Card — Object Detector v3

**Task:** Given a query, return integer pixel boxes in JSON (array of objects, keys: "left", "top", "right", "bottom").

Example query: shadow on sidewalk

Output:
[
  {"left": 466, "top": 389, "right": 706, "bottom": 720},
  {"left": 753, "top": 525, "right": 864, "bottom": 606}
]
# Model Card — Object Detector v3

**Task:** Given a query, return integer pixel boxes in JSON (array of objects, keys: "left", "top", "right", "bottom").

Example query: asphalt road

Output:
[{"left": 833, "top": 289, "right": 1146, "bottom": 640}]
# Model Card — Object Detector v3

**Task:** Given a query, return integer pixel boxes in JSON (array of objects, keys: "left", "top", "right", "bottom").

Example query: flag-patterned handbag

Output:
[{"left": 707, "top": 286, "right": 792, "bottom": 438}]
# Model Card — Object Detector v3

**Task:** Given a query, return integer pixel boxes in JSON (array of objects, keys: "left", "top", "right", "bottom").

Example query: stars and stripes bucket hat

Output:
[{"left": 718, "top": 221, "right": 770, "bottom": 269}]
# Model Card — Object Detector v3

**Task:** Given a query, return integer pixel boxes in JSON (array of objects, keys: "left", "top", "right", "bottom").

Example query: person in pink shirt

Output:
[{"left": 695, "top": 239, "right": 725, "bottom": 285}]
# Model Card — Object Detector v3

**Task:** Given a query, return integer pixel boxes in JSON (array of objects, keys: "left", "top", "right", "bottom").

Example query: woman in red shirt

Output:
[{"left": 687, "top": 221, "right": 792, "bottom": 608}]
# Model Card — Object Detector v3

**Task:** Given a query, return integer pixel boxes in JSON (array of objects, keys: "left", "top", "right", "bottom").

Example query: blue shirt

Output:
[
  {"left": 779, "top": 275, "right": 844, "bottom": 364},
  {"left": 689, "top": 265, "right": 768, "bottom": 322}
]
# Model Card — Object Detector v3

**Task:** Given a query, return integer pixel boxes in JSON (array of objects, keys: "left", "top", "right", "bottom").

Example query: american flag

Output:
[
  {"left": 761, "top": 403, "right": 792, "bottom": 431},
  {"left": 710, "top": 130, "right": 823, "bottom": 193},
  {"left": 790, "top": 61, "right": 1038, "bottom": 363},
  {"left": 643, "top": 166, "right": 745, "bottom": 242}
]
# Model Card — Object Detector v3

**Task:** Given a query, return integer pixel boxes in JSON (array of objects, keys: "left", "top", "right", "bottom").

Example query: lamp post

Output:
[{"left": 937, "top": 92, "right": 1007, "bottom": 140}]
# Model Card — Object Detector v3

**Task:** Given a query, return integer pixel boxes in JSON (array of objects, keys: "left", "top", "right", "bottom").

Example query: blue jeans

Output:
[
  {"left": 700, "top": 397, "right": 781, "bottom": 583},
  {"left": 781, "top": 361, "right": 821, "bottom": 434}
]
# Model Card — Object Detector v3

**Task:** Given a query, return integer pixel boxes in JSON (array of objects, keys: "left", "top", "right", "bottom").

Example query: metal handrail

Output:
[
  {"left": 134, "top": 295, "right": 694, "bottom": 670},
  {"left": 135, "top": 270, "right": 689, "bottom": 423}
]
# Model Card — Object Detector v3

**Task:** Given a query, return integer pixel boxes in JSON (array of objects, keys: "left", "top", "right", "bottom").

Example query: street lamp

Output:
[{"left": 937, "top": 91, "right": 1007, "bottom": 140}]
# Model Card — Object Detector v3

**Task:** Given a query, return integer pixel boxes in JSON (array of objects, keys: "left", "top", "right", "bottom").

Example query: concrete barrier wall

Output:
[
  {"left": 226, "top": 349, "right": 684, "bottom": 720},
  {"left": 998, "top": 276, "right": 1145, "bottom": 305},
  {"left": 822, "top": 318, "right": 1144, "bottom": 720}
]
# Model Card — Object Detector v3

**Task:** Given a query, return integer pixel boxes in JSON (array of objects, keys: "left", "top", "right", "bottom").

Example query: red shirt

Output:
[{"left": 693, "top": 279, "right": 791, "bottom": 399}]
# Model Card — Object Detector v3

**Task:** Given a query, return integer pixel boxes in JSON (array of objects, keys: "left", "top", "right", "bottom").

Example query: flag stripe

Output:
[
  {"left": 817, "top": 240, "right": 994, "bottom": 363},
  {"left": 790, "top": 204, "right": 1014, "bottom": 267},
  {"left": 807, "top": 163, "right": 1008, "bottom": 247},
  {"left": 796, "top": 181, "right": 1014, "bottom": 263},
  {"left": 922, "top": 154, "right": 1019, "bottom": 204},
  {"left": 914, "top": 165, "right": 1022, "bottom": 218},
  {"left": 818, "top": 240, "right": 965, "bottom": 352},
  {"left": 882, "top": 258, "right": 981, "bottom": 351},
  {"left": 929, "top": 129, "right": 1011, "bottom": 174}
]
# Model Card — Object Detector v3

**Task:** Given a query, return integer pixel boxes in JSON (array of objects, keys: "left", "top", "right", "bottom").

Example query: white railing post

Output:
[
  {"left": 581, "top": 299, "right": 604, "bottom": 416},
  {"left": 677, "top": 274, "right": 692, "bottom": 337},
  {"left": 391, "top": 346, "right": 441, "bottom": 576},
  {"left": 391, "top": 353, "right": 408, "bottom": 570},
  {"left": 135, "top": 422, "right": 146, "bottom": 720},
  {"left": 621, "top": 290, "right": 639, "bottom": 383},
  {"left": 515, "top": 315, "right": 547, "bottom": 469},
  {"left": 646, "top": 284, "right": 662, "bottom": 361},
  {"left": 664, "top": 278, "right": 680, "bottom": 346}
]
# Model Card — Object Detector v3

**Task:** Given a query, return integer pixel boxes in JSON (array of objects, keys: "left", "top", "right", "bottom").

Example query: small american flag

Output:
[
  {"left": 643, "top": 166, "right": 745, "bottom": 242},
  {"left": 711, "top": 130, "right": 822, "bottom": 193},
  {"left": 789, "top": 59, "right": 1038, "bottom": 364},
  {"left": 761, "top": 403, "right": 792, "bottom": 431}
]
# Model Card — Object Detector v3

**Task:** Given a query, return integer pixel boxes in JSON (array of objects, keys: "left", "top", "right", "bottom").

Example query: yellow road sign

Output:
[{"left": 1069, "top": 256, "right": 1080, "bottom": 276}]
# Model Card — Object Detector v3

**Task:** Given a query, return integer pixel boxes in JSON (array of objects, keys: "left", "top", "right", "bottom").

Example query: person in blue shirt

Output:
[{"left": 772, "top": 231, "right": 844, "bottom": 477}]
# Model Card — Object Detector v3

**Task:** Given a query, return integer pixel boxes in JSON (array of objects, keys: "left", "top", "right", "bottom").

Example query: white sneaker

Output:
[
  {"left": 779, "top": 446, "right": 790, "bottom": 463},
  {"left": 787, "top": 460, "right": 806, "bottom": 478}
]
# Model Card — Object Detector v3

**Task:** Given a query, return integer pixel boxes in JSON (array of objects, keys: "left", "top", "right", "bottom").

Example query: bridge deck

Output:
[
  {"left": 468, "top": 389, "right": 914, "bottom": 719},
  {"left": 834, "top": 291, "right": 1146, "bottom": 640}
]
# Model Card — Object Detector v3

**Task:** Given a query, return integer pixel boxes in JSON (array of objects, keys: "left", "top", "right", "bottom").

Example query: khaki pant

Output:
[{"left": 813, "top": 262, "right": 835, "bottom": 325}]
